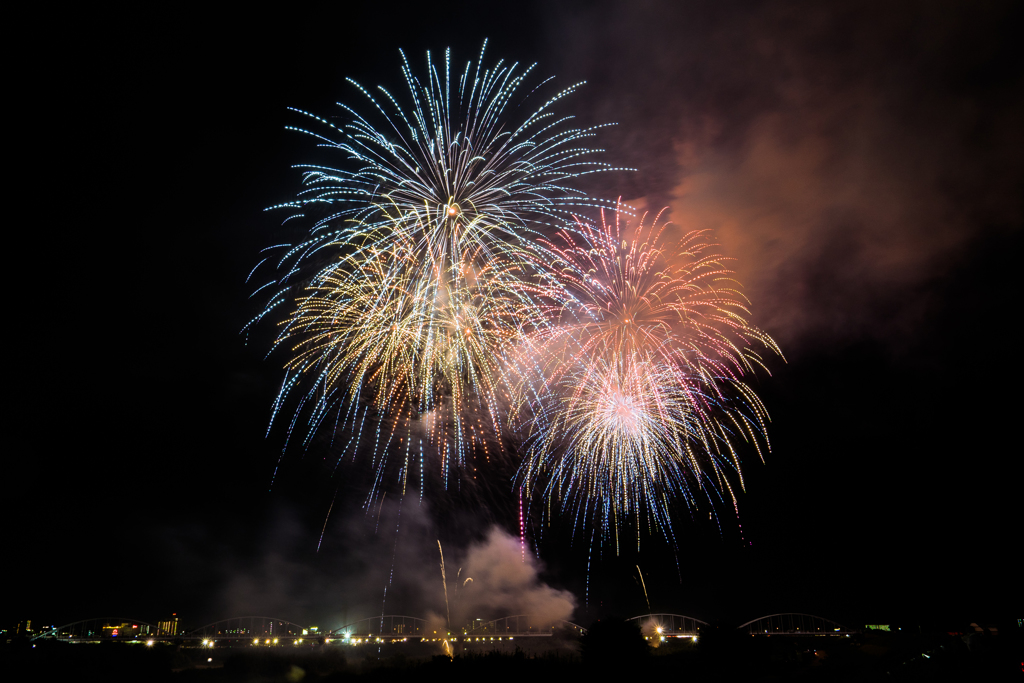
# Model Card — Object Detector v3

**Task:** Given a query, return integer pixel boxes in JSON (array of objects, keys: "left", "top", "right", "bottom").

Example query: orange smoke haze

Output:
[{"left": 547, "top": 0, "right": 1022, "bottom": 351}]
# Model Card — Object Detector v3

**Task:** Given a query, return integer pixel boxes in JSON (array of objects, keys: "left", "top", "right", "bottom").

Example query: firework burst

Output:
[
  {"left": 517, "top": 208, "right": 782, "bottom": 550},
  {"left": 246, "top": 42, "right": 623, "bottom": 500}
]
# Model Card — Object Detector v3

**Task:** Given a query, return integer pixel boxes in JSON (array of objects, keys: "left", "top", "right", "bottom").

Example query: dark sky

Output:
[{"left": 7, "top": 1, "right": 1021, "bottom": 632}]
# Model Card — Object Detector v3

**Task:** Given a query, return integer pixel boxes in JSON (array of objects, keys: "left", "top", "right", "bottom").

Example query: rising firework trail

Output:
[
  {"left": 516, "top": 207, "right": 782, "bottom": 552},
  {"left": 637, "top": 564, "right": 651, "bottom": 613},
  {"left": 438, "top": 540, "right": 450, "bottom": 629},
  {"left": 245, "top": 41, "right": 626, "bottom": 504}
]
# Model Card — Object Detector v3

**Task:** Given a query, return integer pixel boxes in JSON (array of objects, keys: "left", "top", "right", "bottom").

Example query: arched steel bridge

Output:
[
  {"left": 628, "top": 613, "right": 708, "bottom": 637},
  {"left": 737, "top": 613, "right": 856, "bottom": 636},
  {"left": 32, "top": 612, "right": 856, "bottom": 643}
]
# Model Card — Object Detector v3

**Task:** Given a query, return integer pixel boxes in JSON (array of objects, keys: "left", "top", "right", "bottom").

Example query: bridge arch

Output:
[
  {"left": 31, "top": 618, "right": 159, "bottom": 641},
  {"left": 627, "top": 613, "right": 708, "bottom": 637},
  {"left": 737, "top": 613, "right": 855, "bottom": 635}
]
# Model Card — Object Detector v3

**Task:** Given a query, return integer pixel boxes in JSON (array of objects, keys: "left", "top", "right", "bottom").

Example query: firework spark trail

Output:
[
  {"left": 585, "top": 526, "right": 596, "bottom": 608},
  {"left": 379, "top": 494, "right": 403, "bottom": 655},
  {"left": 637, "top": 564, "right": 651, "bottom": 613},
  {"left": 516, "top": 207, "right": 782, "bottom": 550},
  {"left": 246, "top": 41, "right": 627, "bottom": 504},
  {"left": 438, "top": 540, "right": 450, "bottom": 630},
  {"left": 316, "top": 489, "right": 337, "bottom": 553}
]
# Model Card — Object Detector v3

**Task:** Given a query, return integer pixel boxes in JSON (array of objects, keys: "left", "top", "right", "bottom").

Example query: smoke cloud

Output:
[
  {"left": 161, "top": 499, "right": 573, "bottom": 630},
  {"left": 542, "top": 0, "right": 1022, "bottom": 352},
  {"left": 450, "top": 527, "right": 576, "bottom": 627}
]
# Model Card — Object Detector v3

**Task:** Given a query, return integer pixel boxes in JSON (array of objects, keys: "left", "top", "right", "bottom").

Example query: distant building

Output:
[
  {"left": 157, "top": 614, "right": 179, "bottom": 636},
  {"left": 101, "top": 622, "right": 148, "bottom": 638}
]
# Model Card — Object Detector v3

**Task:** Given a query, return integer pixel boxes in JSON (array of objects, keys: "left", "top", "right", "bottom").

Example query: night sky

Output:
[{"left": 8, "top": 1, "right": 1021, "bottom": 633}]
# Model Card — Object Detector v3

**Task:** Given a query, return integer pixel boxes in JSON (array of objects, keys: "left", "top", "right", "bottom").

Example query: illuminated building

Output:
[{"left": 157, "top": 614, "right": 179, "bottom": 636}]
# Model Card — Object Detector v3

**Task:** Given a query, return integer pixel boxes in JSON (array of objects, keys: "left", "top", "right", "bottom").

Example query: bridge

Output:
[
  {"left": 737, "top": 613, "right": 856, "bottom": 636},
  {"left": 32, "top": 612, "right": 857, "bottom": 643},
  {"left": 628, "top": 613, "right": 708, "bottom": 640}
]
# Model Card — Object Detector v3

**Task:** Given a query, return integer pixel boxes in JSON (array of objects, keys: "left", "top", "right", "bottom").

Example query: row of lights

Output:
[
  {"left": 331, "top": 635, "right": 517, "bottom": 643},
  {"left": 422, "top": 636, "right": 514, "bottom": 642},
  {"left": 644, "top": 636, "right": 699, "bottom": 642},
  {"left": 136, "top": 632, "right": 696, "bottom": 648},
  {"left": 141, "top": 633, "right": 563, "bottom": 647}
]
